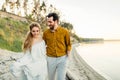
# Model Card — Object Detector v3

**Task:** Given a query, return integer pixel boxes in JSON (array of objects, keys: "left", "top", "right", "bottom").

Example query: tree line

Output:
[{"left": 1, "top": 0, "right": 73, "bottom": 31}]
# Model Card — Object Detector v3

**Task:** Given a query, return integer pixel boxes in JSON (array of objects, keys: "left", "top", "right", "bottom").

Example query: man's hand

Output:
[{"left": 67, "top": 51, "right": 71, "bottom": 57}]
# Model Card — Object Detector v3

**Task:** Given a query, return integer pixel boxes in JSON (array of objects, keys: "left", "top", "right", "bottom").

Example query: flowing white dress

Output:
[{"left": 10, "top": 40, "right": 48, "bottom": 80}]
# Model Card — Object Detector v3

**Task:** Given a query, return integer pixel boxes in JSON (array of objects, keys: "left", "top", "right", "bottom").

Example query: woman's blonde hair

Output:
[{"left": 23, "top": 22, "right": 41, "bottom": 52}]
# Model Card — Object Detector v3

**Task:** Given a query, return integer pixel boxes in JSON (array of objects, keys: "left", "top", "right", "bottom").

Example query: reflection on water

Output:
[{"left": 76, "top": 41, "right": 120, "bottom": 80}]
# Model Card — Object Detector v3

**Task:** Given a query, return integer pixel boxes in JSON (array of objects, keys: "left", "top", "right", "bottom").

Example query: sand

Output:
[{"left": 0, "top": 44, "right": 108, "bottom": 80}]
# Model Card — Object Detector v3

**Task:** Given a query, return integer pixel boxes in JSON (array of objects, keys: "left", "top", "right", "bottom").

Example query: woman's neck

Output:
[{"left": 33, "top": 36, "right": 42, "bottom": 44}]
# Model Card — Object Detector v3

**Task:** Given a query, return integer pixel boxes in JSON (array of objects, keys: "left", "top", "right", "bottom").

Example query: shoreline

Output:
[
  {"left": 68, "top": 43, "right": 112, "bottom": 80},
  {"left": 66, "top": 43, "right": 108, "bottom": 80}
]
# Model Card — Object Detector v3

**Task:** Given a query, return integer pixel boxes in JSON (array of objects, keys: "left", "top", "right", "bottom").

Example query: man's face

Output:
[{"left": 47, "top": 17, "right": 56, "bottom": 30}]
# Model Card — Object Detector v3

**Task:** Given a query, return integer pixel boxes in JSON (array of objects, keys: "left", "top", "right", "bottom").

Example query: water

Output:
[{"left": 76, "top": 41, "right": 120, "bottom": 80}]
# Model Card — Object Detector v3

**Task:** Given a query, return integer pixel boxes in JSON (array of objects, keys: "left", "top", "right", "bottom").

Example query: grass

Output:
[
  {"left": 0, "top": 15, "right": 82, "bottom": 52},
  {"left": 0, "top": 17, "right": 29, "bottom": 52}
]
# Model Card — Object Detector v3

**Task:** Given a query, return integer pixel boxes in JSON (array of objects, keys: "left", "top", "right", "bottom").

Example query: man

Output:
[{"left": 43, "top": 12, "right": 71, "bottom": 80}]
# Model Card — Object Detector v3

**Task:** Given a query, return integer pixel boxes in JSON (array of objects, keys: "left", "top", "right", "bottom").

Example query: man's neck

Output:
[
  {"left": 55, "top": 24, "right": 59, "bottom": 29},
  {"left": 51, "top": 25, "right": 59, "bottom": 32}
]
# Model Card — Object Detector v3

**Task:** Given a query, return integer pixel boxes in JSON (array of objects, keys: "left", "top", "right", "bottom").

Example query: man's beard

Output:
[{"left": 50, "top": 26, "right": 54, "bottom": 30}]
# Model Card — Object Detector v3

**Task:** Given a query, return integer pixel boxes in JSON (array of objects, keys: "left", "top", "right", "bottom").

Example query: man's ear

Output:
[{"left": 55, "top": 20, "right": 58, "bottom": 25}]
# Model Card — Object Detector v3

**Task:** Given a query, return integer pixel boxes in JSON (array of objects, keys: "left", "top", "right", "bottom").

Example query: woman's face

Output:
[{"left": 31, "top": 26, "right": 40, "bottom": 38}]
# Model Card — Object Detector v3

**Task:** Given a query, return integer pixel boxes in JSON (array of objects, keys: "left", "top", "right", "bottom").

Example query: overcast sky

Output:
[
  {"left": 0, "top": 0, "right": 120, "bottom": 39},
  {"left": 47, "top": 0, "right": 120, "bottom": 39}
]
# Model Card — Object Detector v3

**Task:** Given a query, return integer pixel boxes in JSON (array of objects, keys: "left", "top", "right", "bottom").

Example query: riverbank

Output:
[{"left": 0, "top": 44, "right": 107, "bottom": 80}]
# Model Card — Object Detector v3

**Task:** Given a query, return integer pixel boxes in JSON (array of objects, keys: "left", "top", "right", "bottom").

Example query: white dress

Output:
[{"left": 10, "top": 40, "right": 48, "bottom": 80}]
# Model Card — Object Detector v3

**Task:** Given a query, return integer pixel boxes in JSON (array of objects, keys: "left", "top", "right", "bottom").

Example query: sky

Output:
[
  {"left": 47, "top": 0, "right": 120, "bottom": 39},
  {"left": 0, "top": 0, "right": 120, "bottom": 39}
]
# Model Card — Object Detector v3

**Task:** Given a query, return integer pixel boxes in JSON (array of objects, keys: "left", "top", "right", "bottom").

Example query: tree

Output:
[
  {"left": 23, "top": 0, "right": 28, "bottom": 16},
  {"left": 60, "top": 22, "right": 73, "bottom": 30},
  {"left": 2, "top": 0, "right": 9, "bottom": 12}
]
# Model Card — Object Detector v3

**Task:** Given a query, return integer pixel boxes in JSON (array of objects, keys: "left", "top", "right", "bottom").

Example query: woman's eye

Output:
[{"left": 32, "top": 30, "right": 39, "bottom": 32}]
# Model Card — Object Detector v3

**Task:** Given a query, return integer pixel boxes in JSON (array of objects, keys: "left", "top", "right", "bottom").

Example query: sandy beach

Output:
[{"left": 0, "top": 44, "right": 107, "bottom": 80}]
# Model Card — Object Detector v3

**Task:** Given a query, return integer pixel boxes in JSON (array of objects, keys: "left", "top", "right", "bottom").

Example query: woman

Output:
[{"left": 10, "top": 22, "right": 48, "bottom": 80}]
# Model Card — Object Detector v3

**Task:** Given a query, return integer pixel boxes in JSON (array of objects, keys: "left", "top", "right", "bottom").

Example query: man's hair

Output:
[{"left": 47, "top": 13, "right": 59, "bottom": 21}]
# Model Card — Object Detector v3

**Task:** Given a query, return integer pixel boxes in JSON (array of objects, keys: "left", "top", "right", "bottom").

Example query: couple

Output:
[{"left": 10, "top": 13, "right": 71, "bottom": 80}]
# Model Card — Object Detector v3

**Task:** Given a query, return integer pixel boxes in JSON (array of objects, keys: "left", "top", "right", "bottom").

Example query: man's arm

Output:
[
  {"left": 43, "top": 32, "right": 46, "bottom": 43},
  {"left": 65, "top": 30, "right": 71, "bottom": 56}
]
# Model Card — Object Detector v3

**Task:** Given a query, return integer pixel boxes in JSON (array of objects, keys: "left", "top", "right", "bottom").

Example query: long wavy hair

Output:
[{"left": 23, "top": 22, "right": 41, "bottom": 52}]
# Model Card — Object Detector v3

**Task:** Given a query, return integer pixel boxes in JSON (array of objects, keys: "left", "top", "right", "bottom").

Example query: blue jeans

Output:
[{"left": 47, "top": 55, "right": 68, "bottom": 80}]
